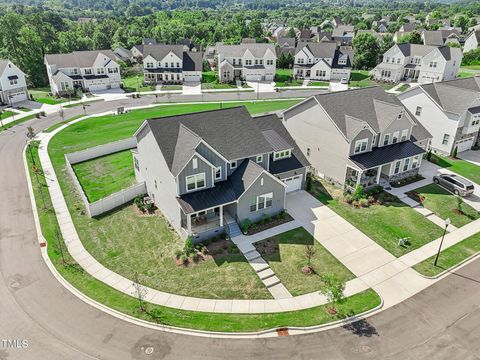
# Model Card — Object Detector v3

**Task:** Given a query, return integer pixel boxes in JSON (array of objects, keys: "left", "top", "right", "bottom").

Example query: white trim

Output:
[
  {"left": 249, "top": 192, "right": 274, "bottom": 212},
  {"left": 214, "top": 166, "right": 222, "bottom": 180},
  {"left": 133, "top": 120, "right": 149, "bottom": 137},
  {"left": 185, "top": 172, "right": 206, "bottom": 192},
  {"left": 237, "top": 169, "right": 287, "bottom": 202},
  {"left": 353, "top": 138, "right": 369, "bottom": 154},
  {"left": 175, "top": 151, "right": 216, "bottom": 177}
]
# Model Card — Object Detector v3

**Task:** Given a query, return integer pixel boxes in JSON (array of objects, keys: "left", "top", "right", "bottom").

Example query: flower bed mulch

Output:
[
  {"left": 244, "top": 213, "right": 294, "bottom": 236},
  {"left": 390, "top": 175, "right": 425, "bottom": 188},
  {"left": 174, "top": 238, "right": 240, "bottom": 266}
]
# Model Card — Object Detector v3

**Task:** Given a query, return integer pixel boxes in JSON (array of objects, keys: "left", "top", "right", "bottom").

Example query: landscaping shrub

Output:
[
  {"left": 241, "top": 219, "right": 252, "bottom": 233},
  {"left": 184, "top": 236, "right": 194, "bottom": 255},
  {"left": 353, "top": 184, "right": 366, "bottom": 201},
  {"left": 426, "top": 150, "right": 432, "bottom": 161},
  {"left": 174, "top": 249, "right": 183, "bottom": 259},
  {"left": 358, "top": 198, "right": 369, "bottom": 207},
  {"left": 306, "top": 174, "right": 312, "bottom": 191}
]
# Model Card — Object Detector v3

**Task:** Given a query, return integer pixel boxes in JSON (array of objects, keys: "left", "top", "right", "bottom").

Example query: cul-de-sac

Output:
[{"left": 1, "top": 0, "right": 480, "bottom": 359}]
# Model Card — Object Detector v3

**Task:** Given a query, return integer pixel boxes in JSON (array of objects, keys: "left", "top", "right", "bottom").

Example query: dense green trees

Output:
[{"left": 352, "top": 33, "right": 380, "bottom": 70}]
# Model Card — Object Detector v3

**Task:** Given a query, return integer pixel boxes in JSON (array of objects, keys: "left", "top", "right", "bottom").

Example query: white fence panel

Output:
[
  {"left": 66, "top": 137, "right": 137, "bottom": 164},
  {"left": 89, "top": 182, "right": 147, "bottom": 217}
]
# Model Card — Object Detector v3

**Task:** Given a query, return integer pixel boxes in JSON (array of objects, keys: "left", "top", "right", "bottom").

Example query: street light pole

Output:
[{"left": 434, "top": 218, "right": 451, "bottom": 266}]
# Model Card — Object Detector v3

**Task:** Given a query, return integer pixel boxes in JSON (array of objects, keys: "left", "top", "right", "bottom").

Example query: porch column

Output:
[
  {"left": 356, "top": 171, "right": 362, "bottom": 186},
  {"left": 219, "top": 205, "right": 224, "bottom": 227},
  {"left": 376, "top": 166, "right": 382, "bottom": 184},
  {"left": 187, "top": 214, "right": 192, "bottom": 235}
]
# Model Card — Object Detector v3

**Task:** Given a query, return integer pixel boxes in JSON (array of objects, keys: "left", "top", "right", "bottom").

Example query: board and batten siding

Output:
[
  {"left": 196, "top": 142, "right": 227, "bottom": 182},
  {"left": 177, "top": 155, "right": 214, "bottom": 196}
]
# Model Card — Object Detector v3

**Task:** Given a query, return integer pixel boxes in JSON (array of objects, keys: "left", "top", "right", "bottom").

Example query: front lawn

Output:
[
  {"left": 429, "top": 154, "right": 480, "bottom": 184},
  {"left": 46, "top": 100, "right": 300, "bottom": 300},
  {"left": 275, "top": 69, "right": 303, "bottom": 87},
  {"left": 0, "top": 110, "right": 15, "bottom": 120},
  {"left": 407, "top": 183, "right": 480, "bottom": 228},
  {"left": 255, "top": 227, "right": 354, "bottom": 296},
  {"left": 122, "top": 75, "right": 154, "bottom": 92},
  {"left": 457, "top": 71, "right": 474, "bottom": 79},
  {"left": 28, "top": 141, "right": 381, "bottom": 330},
  {"left": 30, "top": 87, "right": 80, "bottom": 104},
  {"left": 350, "top": 70, "right": 395, "bottom": 90},
  {"left": 308, "top": 81, "right": 330, "bottom": 87},
  {"left": 0, "top": 113, "right": 36, "bottom": 131},
  {"left": 414, "top": 232, "right": 480, "bottom": 277},
  {"left": 397, "top": 84, "right": 410, "bottom": 92},
  {"left": 461, "top": 65, "right": 480, "bottom": 71},
  {"left": 309, "top": 180, "right": 445, "bottom": 257},
  {"left": 72, "top": 150, "right": 136, "bottom": 202},
  {"left": 201, "top": 71, "right": 238, "bottom": 89}
]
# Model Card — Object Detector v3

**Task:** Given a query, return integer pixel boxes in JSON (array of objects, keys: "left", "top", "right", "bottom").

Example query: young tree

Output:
[
  {"left": 398, "top": 31, "right": 422, "bottom": 44},
  {"left": 304, "top": 244, "right": 316, "bottom": 273},
  {"left": 286, "top": 27, "right": 297, "bottom": 38},
  {"left": 320, "top": 273, "right": 346, "bottom": 314},
  {"left": 53, "top": 227, "right": 67, "bottom": 266},
  {"left": 132, "top": 272, "right": 148, "bottom": 312},
  {"left": 352, "top": 33, "right": 380, "bottom": 70}
]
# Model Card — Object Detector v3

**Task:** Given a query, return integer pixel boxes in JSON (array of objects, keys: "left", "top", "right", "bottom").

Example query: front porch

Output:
[{"left": 402, "top": 68, "right": 420, "bottom": 82}]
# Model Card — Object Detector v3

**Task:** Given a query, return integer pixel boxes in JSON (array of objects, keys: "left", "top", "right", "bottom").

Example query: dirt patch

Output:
[
  {"left": 406, "top": 190, "right": 425, "bottom": 204},
  {"left": 174, "top": 238, "right": 241, "bottom": 267},
  {"left": 244, "top": 213, "right": 294, "bottom": 236},
  {"left": 254, "top": 237, "right": 280, "bottom": 257}
]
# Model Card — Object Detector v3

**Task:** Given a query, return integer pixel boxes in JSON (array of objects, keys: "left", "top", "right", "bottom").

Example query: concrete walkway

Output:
[{"left": 35, "top": 106, "right": 480, "bottom": 314}]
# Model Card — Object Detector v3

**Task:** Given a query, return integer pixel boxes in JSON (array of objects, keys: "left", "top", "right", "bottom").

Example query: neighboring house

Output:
[
  {"left": 0, "top": 59, "right": 28, "bottom": 105},
  {"left": 464, "top": 30, "right": 480, "bottom": 53},
  {"left": 297, "top": 29, "right": 314, "bottom": 42},
  {"left": 241, "top": 38, "right": 257, "bottom": 44},
  {"left": 113, "top": 46, "right": 132, "bottom": 63},
  {"left": 142, "top": 45, "right": 203, "bottom": 84},
  {"left": 131, "top": 39, "right": 159, "bottom": 62},
  {"left": 422, "top": 30, "right": 461, "bottom": 46},
  {"left": 372, "top": 43, "right": 462, "bottom": 84},
  {"left": 315, "top": 32, "right": 333, "bottom": 42},
  {"left": 216, "top": 43, "right": 277, "bottom": 83},
  {"left": 357, "top": 29, "right": 383, "bottom": 42},
  {"left": 398, "top": 77, "right": 480, "bottom": 155},
  {"left": 44, "top": 50, "right": 121, "bottom": 96},
  {"left": 332, "top": 17, "right": 344, "bottom": 29},
  {"left": 177, "top": 38, "right": 201, "bottom": 52},
  {"left": 132, "top": 106, "right": 309, "bottom": 241},
  {"left": 372, "top": 20, "right": 388, "bottom": 33},
  {"left": 277, "top": 37, "right": 296, "bottom": 48},
  {"left": 282, "top": 87, "right": 431, "bottom": 188},
  {"left": 393, "top": 23, "right": 417, "bottom": 42},
  {"left": 293, "top": 42, "right": 353, "bottom": 81},
  {"left": 332, "top": 25, "right": 355, "bottom": 45},
  {"left": 204, "top": 42, "right": 222, "bottom": 66},
  {"left": 276, "top": 37, "right": 296, "bottom": 58}
]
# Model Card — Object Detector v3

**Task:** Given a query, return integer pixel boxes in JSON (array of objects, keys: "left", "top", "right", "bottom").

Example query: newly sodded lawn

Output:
[
  {"left": 0, "top": 110, "right": 15, "bottom": 120},
  {"left": 30, "top": 87, "right": 79, "bottom": 104},
  {"left": 72, "top": 150, "right": 136, "bottom": 202},
  {"left": 429, "top": 154, "right": 480, "bottom": 185},
  {"left": 414, "top": 232, "right": 480, "bottom": 277},
  {"left": 350, "top": 70, "right": 395, "bottom": 90},
  {"left": 47, "top": 100, "right": 300, "bottom": 299},
  {"left": 408, "top": 183, "right": 480, "bottom": 228},
  {"left": 28, "top": 141, "right": 381, "bottom": 330},
  {"left": 309, "top": 180, "right": 445, "bottom": 257},
  {"left": 255, "top": 227, "right": 354, "bottom": 296},
  {"left": 122, "top": 75, "right": 153, "bottom": 92},
  {"left": 201, "top": 71, "right": 238, "bottom": 89}
]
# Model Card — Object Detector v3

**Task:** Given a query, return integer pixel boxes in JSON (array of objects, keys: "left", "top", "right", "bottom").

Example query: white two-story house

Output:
[
  {"left": 142, "top": 45, "right": 203, "bottom": 84},
  {"left": 463, "top": 30, "right": 480, "bottom": 53},
  {"left": 398, "top": 77, "right": 480, "bottom": 155},
  {"left": 282, "top": 87, "right": 432, "bottom": 189},
  {"left": 45, "top": 50, "right": 121, "bottom": 96},
  {"left": 0, "top": 60, "right": 28, "bottom": 105},
  {"left": 216, "top": 43, "right": 277, "bottom": 83},
  {"left": 372, "top": 43, "right": 462, "bottom": 84},
  {"left": 293, "top": 41, "right": 353, "bottom": 81}
]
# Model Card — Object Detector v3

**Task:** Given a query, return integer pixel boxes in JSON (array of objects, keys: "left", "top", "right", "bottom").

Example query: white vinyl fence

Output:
[{"left": 65, "top": 137, "right": 146, "bottom": 217}]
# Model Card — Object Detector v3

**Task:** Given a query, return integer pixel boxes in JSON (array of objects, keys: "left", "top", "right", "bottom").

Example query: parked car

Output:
[
  {"left": 340, "top": 77, "right": 348, "bottom": 84},
  {"left": 433, "top": 174, "right": 475, "bottom": 197}
]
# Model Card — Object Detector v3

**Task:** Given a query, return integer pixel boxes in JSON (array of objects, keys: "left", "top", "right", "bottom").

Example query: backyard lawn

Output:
[
  {"left": 46, "top": 100, "right": 301, "bottom": 299},
  {"left": 407, "top": 183, "right": 480, "bottom": 228},
  {"left": 414, "top": 232, "right": 480, "bottom": 277},
  {"left": 309, "top": 180, "right": 445, "bottom": 257},
  {"left": 72, "top": 150, "right": 136, "bottom": 202},
  {"left": 255, "top": 227, "right": 354, "bottom": 296},
  {"left": 350, "top": 70, "right": 395, "bottom": 90},
  {"left": 429, "top": 154, "right": 480, "bottom": 185}
]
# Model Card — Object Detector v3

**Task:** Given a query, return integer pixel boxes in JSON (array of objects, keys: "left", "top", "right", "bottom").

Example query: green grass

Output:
[
  {"left": 457, "top": 71, "right": 474, "bottom": 79},
  {"left": 122, "top": 75, "right": 153, "bottom": 92},
  {"left": 0, "top": 114, "right": 36, "bottom": 132},
  {"left": 429, "top": 154, "right": 480, "bottom": 184},
  {"left": 350, "top": 70, "right": 395, "bottom": 90},
  {"left": 397, "top": 84, "right": 410, "bottom": 92},
  {"left": 461, "top": 65, "right": 480, "bottom": 71},
  {"left": 18, "top": 107, "right": 31, "bottom": 112},
  {"left": 275, "top": 69, "right": 303, "bottom": 87},
  {"left": 308, "top": 81, "right": 330, "bottom": 87},
  {"left": 408, "top": 183, "right": 480, "bottom": 228},
  {"left": 201, "top": 71, "right": 238, "bottom": 89},
  {"left": 0, "top": 110, "right": 15, "bottom": 120},
  {"left": 29, "top": 87, "right": 80, "bottom": 104},
  {"left": 46, "top": 100, "right": 300, "bottom": 300},
  {"left": 43, "top": 115, "right": 85, "bottom": 133},
  {"left": 414, "top": 232, "right": 480, "bottom": 277},
  {"left": 309, "top": 180, "right": 445, "bottom": 257},
  {"left": 27, "top": 141, "right": 381, "bottom": 331},
  {"left": 72, "top": 150, "right": 136, "bottom": 202},
  {"left": 256, "top": 228, "right": 354, "bottom": 296}
]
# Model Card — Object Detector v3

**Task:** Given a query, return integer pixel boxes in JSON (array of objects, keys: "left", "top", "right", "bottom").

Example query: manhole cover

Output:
[
  {"left": 145, "top": 347, "right": 154, "bottom": 355},
  {"left": 358, "top": 345, "right": 372, "bottom": 353}
]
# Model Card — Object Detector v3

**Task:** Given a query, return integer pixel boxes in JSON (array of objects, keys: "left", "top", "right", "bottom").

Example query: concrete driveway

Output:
[
  {"left": 459, "top": 149, "right": 480, "bottom": 166},
  {"left": 247, "top": 80, "right": 275, "bottom": 93},
  {"left": 182, "top": 81, "right": 202, "bottom": 95}
]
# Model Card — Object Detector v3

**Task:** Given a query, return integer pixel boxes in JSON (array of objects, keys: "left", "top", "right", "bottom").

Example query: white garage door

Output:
[
  {"left": 284, "top": 175, "right": 302, "bottom": 193},
  {"left": 9, "top": 91, "right": 27, "bottom": 104},
  {"left": 456, "top": 137, "right": 474, "bottom": 153}
]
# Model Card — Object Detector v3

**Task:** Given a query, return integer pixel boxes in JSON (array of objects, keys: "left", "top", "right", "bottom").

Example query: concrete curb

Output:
[{"left": 415, "top": 251, "right": 480, "bottom": 280}]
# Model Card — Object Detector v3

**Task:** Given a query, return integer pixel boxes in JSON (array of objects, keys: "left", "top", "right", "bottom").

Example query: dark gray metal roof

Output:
[
  {"left": 349, "top": 141, "right": 425, "bottom": 170},
  {"left": 261, "top": 129, "right": 292, "bottom": 151},
  {"left": 182, "top": 52, "right": 203, "bottom": 71},
  {"left": 177, "top": 180, "right": 237, "bottom": 214}
]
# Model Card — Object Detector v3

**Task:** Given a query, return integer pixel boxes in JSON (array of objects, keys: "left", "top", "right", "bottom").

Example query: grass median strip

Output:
[
  {"left": 1, "top": 114, "right": 37, "bottom": 132},
  {"left": 413, "top": 232, "right": 480, "bottom": 277},
  {"left": 27, "top": 141, "right": 381, "bottom": 332}
]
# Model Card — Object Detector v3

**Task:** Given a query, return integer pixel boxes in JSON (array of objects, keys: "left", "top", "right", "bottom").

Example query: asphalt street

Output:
[{"left": 0, "top": 95, "right": 479, "bottom": 360}]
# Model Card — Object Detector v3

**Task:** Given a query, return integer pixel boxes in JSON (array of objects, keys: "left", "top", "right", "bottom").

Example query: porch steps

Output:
[
  {"left": 257, "top": 268, "right": 275, "bottom": 280},
  {"left": 226, "top": 222, "right": 242, "bottom": 238}
]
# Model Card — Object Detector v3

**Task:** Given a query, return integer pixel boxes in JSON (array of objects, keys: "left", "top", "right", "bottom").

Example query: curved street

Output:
[{"left": 1, "top": 96, "right": 480, "bottom": 360}]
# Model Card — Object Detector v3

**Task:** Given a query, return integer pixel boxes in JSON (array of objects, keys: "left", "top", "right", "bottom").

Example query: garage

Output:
[
  {"left": 8, "top": 91, "right": 27, "bottom": 104},
  {"left": 455, "top": 137, "right": 474, "bottom": 153},
  {"left": 283, "top": 175, "right": 302, "bottom": 193}
]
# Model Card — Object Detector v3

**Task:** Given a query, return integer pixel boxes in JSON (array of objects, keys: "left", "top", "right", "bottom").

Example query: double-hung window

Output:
[
  {"left": 442, "top": 134, "right": 450, "bottom": 145},
  {"left": 411, "top": 155, "right": 419, "bottom": 169},
  {"left": 392, "top": 131, "right": 399, "bottom": 144},
  {"left": 250, "top": 193, "right": 273, "bottom": 212},
  {"left": 383, "top": 134, "right": 390, "bottom": 146},
  {"left": 394, "top": 160, "right": 401, "bottom": 174},
  {"left": 403, "top": 158, "right": 410, "bottom": 172},
  {"left": 401, "top": 129, "right": 409, "bottom": 142},
  {"left": 215, "top": 166, "right": 222, "bottom": 180},
  {"left": 415, "top": 106, "right": 422, "bottom": 116},
  {"left": 274, "top": 150, "right": 291, "bottom": 160},
  {"left": 354, "top": 139, "right": 368, "bottom": 154},
  {"left": 186, "top": 173, "right": 205, "bottom": 192}
]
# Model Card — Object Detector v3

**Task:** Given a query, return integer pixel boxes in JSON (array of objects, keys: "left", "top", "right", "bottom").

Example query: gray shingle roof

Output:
[
  {"left": 423, "top": 31, "right": 444, "bottom": 46},
  {"left": 395, "top": 43, "right": 458, "bottom": 61},
  {"left": 146, "top": 107, "right": 273, "bottom": 175},
  {"left": 295, "top": 41, "right": 337, "bottom": 58},
  {"left": 332, "top": 25, "right": 354, "bottom": 38},
  {"left": 349, "top": 141, "right": 425, "bottom": 170},
  {"left": 216, "top": 43, "right": 276, "bottom": 58},
  {"left": 277, "top": 37, "right": 296, "bottom": 47},
  {"left": 143, "top": 44, "right": 184, "bottom": 61},
  {"left": 261, "top": 129, "right": 293, "bottom": 151},
  {"left": 0, "top": 59, "right": 10, "bottom": 74},
  {"left": 420, "top": 79, "right": 480, "bottom": 114},
  {"left": 45, "top": 50, "right": 116, "bottom": 68}
]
